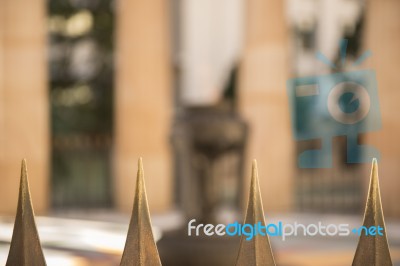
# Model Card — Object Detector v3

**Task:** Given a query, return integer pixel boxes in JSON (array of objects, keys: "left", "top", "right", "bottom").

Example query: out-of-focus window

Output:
[{"left": 48, "top": 0, "right": 114, "bottom": 209}]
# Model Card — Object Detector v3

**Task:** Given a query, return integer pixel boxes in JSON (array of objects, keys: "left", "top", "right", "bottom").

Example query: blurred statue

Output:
[{"left": 159, "top": 67, "right": 248, "bottom": 266}]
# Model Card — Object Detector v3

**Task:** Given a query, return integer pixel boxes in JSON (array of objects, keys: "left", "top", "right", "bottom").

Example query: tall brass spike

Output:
[
  {"left": 120, "top": 158, "right": 162, "bottom": 266},
  {"left": 6, "top": 159, "right": 46, "bottom": 266},
  {"left": 235, "top": 160, "right": 276, "bottom": 266},
  {"left": 352, "top": 159, "right": 392, "bottom": 266}
]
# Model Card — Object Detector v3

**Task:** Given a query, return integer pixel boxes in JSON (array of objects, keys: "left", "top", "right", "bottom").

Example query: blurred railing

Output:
[{"left": 4, "top": 159, "right": 392, "bottom": 266}]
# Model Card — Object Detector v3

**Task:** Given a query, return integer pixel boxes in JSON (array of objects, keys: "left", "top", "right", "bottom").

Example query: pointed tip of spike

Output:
[
  {"left": 136, "top": 158, "right": 145, "bottom": 196},
  {"left": 371, "top": 158, "right": 378, "bottom": 178},
  {"left": 137, "top": 157, "right": 143, "bottom": 171},
  {"left": 21, "top": 159, "right": 27, "bottom": 179},
  {"left": 235, "top": 160, "right": 276, "bottom": 266},
  {"left": 6, "top": 160, "right": 46, "bottom": 265},
  {"left": 19, "top": 159, "right": 28, "bottom": 195},
  {"left": 137, "top": 157, "right": 144, "bottom": 177},
  {"left": 251, "top": 159, "right": 258, "bottom": 183},
  {"left": 372, "top": 158, "right": 378, "bottom": 170},
  {"left": 369, "top": 158, "right": 380, "bottom": 200},
  {"left": 120, "top": 158, "right": 161, "bottom": 266},
  {"left": 352, "top": 158, "right": 392, "bottom": 266}
]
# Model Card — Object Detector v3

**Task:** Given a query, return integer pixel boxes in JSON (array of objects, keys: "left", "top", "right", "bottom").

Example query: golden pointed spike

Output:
[
  {"left": 235, "top": 160, "right": 276, "bottom": 266},
  {"left": 352, "top": 159, "right": 392, "bottom": 266},
  {"left": 120, "top": 158, "right": 162, "bottom": 266},
  {"left": 6, "top": 159, "right": 46, "bottom": 266}
]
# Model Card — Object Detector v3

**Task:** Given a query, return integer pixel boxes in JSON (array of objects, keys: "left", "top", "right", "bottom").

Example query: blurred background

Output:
[{"left": 1, "top": 0, "right": 400, "bottom": 265}]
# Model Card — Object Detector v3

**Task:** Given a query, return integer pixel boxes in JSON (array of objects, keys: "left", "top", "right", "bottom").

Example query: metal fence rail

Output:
[{"left": 5, "top": 159, "right": 393, "bottom": 265}]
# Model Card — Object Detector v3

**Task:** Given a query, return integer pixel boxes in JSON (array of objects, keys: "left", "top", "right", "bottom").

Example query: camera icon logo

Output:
[
  {"left": 328, "top": 81, "right": 370, "bottom": 125},
  {"left": 287, "top": 68, "right": 381, "bottom": 168}
]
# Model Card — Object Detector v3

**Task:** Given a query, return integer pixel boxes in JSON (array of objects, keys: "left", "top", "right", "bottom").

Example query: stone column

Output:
[
  {"left": 115, "top": 0, "right": 172, "bottom": 212},
  {"left": 364, "top": 0, "right": 400, "bottom": 217},
  {"left": 239, "top": 0, "right": 293, "bottom": 211},
  {"left": 0, "top": 0, "right": 49, "bottom": 214}
]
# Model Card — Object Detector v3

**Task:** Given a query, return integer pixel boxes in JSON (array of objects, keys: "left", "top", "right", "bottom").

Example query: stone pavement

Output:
[{"left": 0, "top": 216, "right": 131, "bottom": 266}]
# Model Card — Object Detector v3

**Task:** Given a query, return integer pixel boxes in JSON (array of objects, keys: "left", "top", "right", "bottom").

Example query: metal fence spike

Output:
[
  {"left": 120, "top": 158, "right": 162, "bottom": 266},
  {"left": 6, "top": 159, "right": 47, "bottom": 266},
  {"left": 235, "top": 160, "right": 276, "bottom": 266},
  {"left": 352, "top": 159, "right": 393, "bottom": 266}
]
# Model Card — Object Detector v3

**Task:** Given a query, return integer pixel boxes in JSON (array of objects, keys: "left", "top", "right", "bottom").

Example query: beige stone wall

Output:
[
  {"left": 239, "top": 0, "right": 293, "bottom": 212},
  {"left": 114, "top": 0, "right": 172, "bottom": 213},
  {"left": 364, "top": 0, "right": 400, "bottom": 217},
  {"left": 0, "top": 0, "right": 49, "bottom": 214}
]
